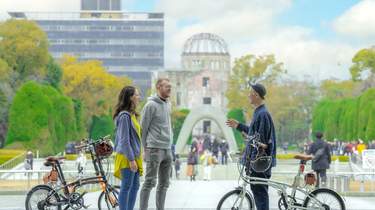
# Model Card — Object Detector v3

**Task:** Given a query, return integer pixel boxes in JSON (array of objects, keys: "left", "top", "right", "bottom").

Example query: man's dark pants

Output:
[
  {"left": 250, "top": 169, "right": 271, "bottom": 210},
  {"left": 315, "top": 169, "right": 327, "bottom": 187}
]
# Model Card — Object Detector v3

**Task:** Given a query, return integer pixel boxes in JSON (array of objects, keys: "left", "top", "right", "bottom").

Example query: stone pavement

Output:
[{"left": 1, "top": 180, "right": 375, "bottom": 210}]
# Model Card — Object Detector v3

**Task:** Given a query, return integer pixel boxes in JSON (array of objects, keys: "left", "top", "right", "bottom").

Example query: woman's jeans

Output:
[{"left": 119, "top": 168, "right": 140, "bottom": 210}]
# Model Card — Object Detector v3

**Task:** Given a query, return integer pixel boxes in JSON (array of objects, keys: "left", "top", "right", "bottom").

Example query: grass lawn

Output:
[{"left": 0, "top": 149, "right": 25, "bottom": 165}]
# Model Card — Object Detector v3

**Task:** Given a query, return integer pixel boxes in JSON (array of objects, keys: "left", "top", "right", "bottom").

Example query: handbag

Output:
[
  {"left": 43, "top": 167, "right": 59, "bottom": 184},
  {"left": 312, "top": 147, "right": 325, "bottom": 163}
]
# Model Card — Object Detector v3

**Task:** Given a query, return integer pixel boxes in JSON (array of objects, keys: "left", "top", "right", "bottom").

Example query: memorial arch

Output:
[{"left": 175, "top": 105, "right": 237, "bottom": 154}]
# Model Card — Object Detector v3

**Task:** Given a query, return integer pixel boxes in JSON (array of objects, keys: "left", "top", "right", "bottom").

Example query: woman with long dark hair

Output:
[{"left": 113, "top": 86, "right": 143, "bottom": 210}]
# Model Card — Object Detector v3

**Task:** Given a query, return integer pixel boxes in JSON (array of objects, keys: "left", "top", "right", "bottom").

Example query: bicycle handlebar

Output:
[{"left": 74, "top": 135, "right": 111, "bottom": 150}]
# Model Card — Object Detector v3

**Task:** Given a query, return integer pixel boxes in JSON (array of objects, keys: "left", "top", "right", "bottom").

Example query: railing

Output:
[
  {"left": 0, "top": 169, "right": 121, "bottom": 192},
  {"left": 0, "top": 152, "right": 26, "bottom": 170},
  {"left": 0, "top": 169, "right": 374, "bottom": 194}
]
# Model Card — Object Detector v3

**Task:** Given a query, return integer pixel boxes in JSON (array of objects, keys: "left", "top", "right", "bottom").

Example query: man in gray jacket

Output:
[{"left": 140, "top": 78, "right": 173, "bottom": 210}]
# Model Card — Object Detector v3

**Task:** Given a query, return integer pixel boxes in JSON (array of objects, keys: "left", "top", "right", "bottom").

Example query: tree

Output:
[
  {"left": 60, "top": 55, "right": 132, "bottom": 120},
  {"left": 226, "top": 54, "right": 320, "bottom": 146},
  {"left": 0, "top": 59, "right": 11, "bottom": 119},
  {"left": 268, "top": 80, "right": 318, "bottom": 146},
  {"left": 312, "top": 88, "right": 375, "bottom": 142},
  {"left": 6, "top": 81, "right": 82, "bottom": 154},
  {"left": 0, "top": 19, "right": 49, "bottom": 85},
  {"left": 0, "top": 20, "right": 50, "bottom": 147},
  {"left": 226, "top": 54, "right": 286, "bottom": 116},
  {"left": 89, "top": 115, "right": 114, "bottom": 140},
  {"left": 350, "top": 47, "right": 375, "bottom": 81},
  {"left": 320, "top": 79, "right": 358, "bottom": 100},
  {"left": 226, "top": 108, "right": 246, "bottom": 150},
  {"left": 171, "top": 109, "right": 190, "bottom": 144},
  {"left": 44, "top": 57, "right": 63, "bottom": 90},
  {"left": 0, "top": 58, "right": 10, "bottom": 82}
]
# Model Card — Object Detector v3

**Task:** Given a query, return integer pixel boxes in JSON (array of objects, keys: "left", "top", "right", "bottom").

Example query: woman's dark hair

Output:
[{"left": 113, "top": 86, "right": 139, "bottom": 119}]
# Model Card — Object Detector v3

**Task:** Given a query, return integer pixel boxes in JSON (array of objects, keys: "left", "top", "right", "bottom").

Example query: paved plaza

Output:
[
  {"left": 0, "top": 180, "right": 375, "bottom": 210},
  {"left": 0, "top": 158, "right": 374, "bottom": 209}
]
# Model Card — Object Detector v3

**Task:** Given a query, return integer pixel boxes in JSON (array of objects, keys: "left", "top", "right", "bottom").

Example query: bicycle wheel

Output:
[
  {"left": 278, "top": 195, "right": 298, "bottom": 210},
  {"left": 217, "top": 189, "right": 254, "bottom": 210},
  {"left": 25, "top": 185, "right": 61, "bottom": 210},
  {"left": 98, "top": 185, "right": 120, "bottom": 210},
  {"left": 303, "top": 188, "right": 345, "bottom": 210}
]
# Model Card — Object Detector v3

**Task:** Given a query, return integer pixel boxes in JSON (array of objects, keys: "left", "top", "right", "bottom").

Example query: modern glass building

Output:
[
  {"left": 8, "top": 8, "right": 164, "bottom": 94},
  {"left": 81, "top": 0, "right": 121, "bottom": 11}
]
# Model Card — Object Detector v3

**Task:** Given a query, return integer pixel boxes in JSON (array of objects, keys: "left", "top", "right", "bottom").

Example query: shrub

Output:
[
  {"left": 227, "top": 108, "right": 246, "bottom": 149},
  {"left": 6, "top": 81, "right": 82, "bottom": 155}
]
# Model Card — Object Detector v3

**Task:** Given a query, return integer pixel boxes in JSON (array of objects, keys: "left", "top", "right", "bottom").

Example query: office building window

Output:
[
  {"left": 203, "top": 120, "right": 211, "bottom": 133},
  {"left": 99, "top": 0, "right": 110, "bottom": 10},
  {"left": 202, "top": 77, "right": 209, "bottom": 87},
  {"left": 203, "top": 97, "right": 211, "bottom": 105}
]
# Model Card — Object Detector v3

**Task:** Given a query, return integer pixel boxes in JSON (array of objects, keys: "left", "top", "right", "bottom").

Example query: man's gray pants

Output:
[{"left": 140, "top": 148, "right": 172, "bottom": 210}]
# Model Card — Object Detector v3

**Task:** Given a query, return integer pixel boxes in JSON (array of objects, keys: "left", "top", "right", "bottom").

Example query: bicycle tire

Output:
[
  {"left": 278, "top": 195, "right": 298, "bottom": 210},
  {"left": 98, "top": 185, "right": 120, "bottom": 210},
  {"left": 25, "top": 184, "right": 61, "bottom": 210},
  {"left": 217, "top": 189, "right": 255, "bottom": 210},
  {"left": 303, "top": 188, "right": 345, "bottom": 210}
]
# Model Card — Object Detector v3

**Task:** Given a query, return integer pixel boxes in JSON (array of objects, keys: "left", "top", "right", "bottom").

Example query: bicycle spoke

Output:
[
  {"left": 306, "top": 192, "right": 343, "bottom": 210},
  {"left": 27, "top": 188, "right": 58, "bottom": 210}
]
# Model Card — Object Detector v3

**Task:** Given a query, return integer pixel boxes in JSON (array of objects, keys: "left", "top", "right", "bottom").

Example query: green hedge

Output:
[
  {"left": 227, "top": 108, "right": 246, "bottom": 150},
  {"left": 172, "top": 109, "right": 190, "bottom": 144},
  {"left": 276, "top": 153, "right": 349, "bottom": 162},
  {"left": 332, "top": 155, "right": 349, "bottom": 162},
  {"left": 6, "top": 81, "right": 82, "bottom": 155},
  {"left": 89, "top": 114, "right": 114, "bottom": 140},
  {"left": 312, "top": 88, "right": 375, "bottom": 142}
]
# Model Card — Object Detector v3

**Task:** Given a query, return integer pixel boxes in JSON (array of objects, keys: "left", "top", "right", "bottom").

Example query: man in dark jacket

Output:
[
  {"left": 308, "top": 132, "right": 331, "bottom": 187},
  {"left": 226, "top": 83, "right": 276, "bottom": 210}
]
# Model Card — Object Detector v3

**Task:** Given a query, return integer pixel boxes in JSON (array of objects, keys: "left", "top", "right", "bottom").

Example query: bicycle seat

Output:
[
  {"left": 46, "top": 156, "right": 65, "bottom": 162},
  {"left": 294, "top": 154, "right": 313, "bottom": 161},
  {"left": 44, "top": 156, "right": 65, "bottom": 166}
]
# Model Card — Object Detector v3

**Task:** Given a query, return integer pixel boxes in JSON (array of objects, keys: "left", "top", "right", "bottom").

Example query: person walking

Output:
[
  {"left": 226, "top": 83, "right": 276, "bottom": 210},
  {"left": 357, "top": 139, "right": 367, "bottom": 155},
  {"left": 211, "top": 137, "right": 220, "bottom": 160},
  {"left": 26, "top": 151, "right": 33, "bottom": 170},
  {"left": 76, "top": 151, "right": 87, "bottom": 178},
  {"left": 187, "top": 149, "right": 198, "bottom": 181},
  {"left": 174, "top": 154, "right": 181, "bottom": 179},
  {"left": 24, "top": 151, "right": 33, "bottom": 176},
  {"left": 220, "top": 140, "right": 229, "bottom": 165},
  {"left": 308, "top": 132, "right": 331, "bottom": 188},
  {"left": 139, "top": 78, "right": 173, "bottom": 210},
  {"left": 113, "top": 86, "right": 143, "bottom": 210},
  {"left": 201, "top": 150, "right": 213, "bottom": 181}
]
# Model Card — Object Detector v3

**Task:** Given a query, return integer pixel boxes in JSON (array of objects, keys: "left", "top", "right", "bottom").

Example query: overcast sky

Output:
[{"left": 1, "top": 0, "right": 374, "bottom": 81}]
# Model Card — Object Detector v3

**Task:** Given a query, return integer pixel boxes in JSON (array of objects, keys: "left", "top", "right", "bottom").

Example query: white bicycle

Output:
[{"left": 217, "top": 135, "right": 345, "bottom": 210}]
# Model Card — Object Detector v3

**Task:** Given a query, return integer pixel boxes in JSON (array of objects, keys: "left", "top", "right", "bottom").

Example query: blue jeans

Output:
[{"left": 119, "top": 168, "right": 140, "bottom": 210}]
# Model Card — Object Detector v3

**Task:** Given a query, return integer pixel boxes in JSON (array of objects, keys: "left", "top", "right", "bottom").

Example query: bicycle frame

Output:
[
  {"left": 235, "top": 162, "right": 327, "bottom": 210},
  {"left": 231, "top": 134, "right": 327, "bottom": 210},
  {"left": 43, "top": 138, "right": 117, "bottom": 208}
]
